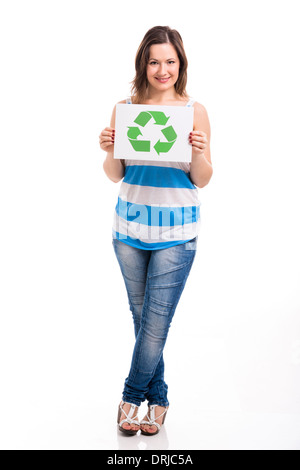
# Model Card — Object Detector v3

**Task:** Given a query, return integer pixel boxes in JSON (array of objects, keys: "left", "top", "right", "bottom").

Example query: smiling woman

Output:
[
  {"left": 147, "top": 46, "right": 180, "bottom": 89},
  {"left": 130, "top": 27, "right": 189, "bottom": 104},
  {"left": 99, "top": 25, "right": 213, "bottom": 438}
]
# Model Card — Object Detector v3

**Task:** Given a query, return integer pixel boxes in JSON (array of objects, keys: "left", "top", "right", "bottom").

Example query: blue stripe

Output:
[
  {"left": 115, "top": 197, "right": 200, "bottom": 226},
  {"left": 112, "top": 230, "right": 194, "bottom": 250},
  {"left": 123, "top": 165, "right": 196, "bottom": 189}
]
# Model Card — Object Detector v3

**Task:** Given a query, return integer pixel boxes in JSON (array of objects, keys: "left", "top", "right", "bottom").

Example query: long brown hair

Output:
[{"left": 130, "top": 26, "right": 189, "bottom": 104}]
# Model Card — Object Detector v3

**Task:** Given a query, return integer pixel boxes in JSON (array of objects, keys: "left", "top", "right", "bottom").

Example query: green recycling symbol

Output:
[{"left": 127, "top": 111, "right": 177, "bottom": 155}]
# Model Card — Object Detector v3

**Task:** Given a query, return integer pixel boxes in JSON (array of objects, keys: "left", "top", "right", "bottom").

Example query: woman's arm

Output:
[
  {"left": 102, "top": 102, "right": 126, "bottom": 183},
  {"left": 189, "top": 102, "right": 213, "bottom": 188}
]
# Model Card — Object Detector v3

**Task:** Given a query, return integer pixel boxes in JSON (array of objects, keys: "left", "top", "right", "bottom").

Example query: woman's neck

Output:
[{"left": 144, "top": 86, "right": 181, "bottom": 104}]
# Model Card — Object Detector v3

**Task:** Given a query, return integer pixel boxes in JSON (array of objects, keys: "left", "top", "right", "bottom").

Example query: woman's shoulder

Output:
[
  {"left": 117, "top": 97, "right": 135, "bottom": 104},
  {"left": 193, "top": 100, "right": 208, "bottom": 113},
  {"left": 192, "top": 100, "right": 209, "bottom": 124},
  {"left": 192, "top": 101, "right": 210, "bottom": 135}
]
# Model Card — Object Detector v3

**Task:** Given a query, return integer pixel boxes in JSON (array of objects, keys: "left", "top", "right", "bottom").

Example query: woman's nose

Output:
[{"left": 158, "top": 64, "right": 167, "bottom": 75}]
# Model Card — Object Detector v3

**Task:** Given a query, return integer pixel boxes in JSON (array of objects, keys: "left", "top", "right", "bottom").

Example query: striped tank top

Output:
[{"left": 112, "top": 97, "right": 201, "bottom": 250}]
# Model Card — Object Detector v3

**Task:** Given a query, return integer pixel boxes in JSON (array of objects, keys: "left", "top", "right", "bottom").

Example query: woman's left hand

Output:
[{"left": 189, "top": 130, "right": 208, "bottom": 157}]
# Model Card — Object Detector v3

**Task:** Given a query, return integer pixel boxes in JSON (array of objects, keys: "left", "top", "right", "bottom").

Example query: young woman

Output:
[{"left": 99, "top": 26, "right": 212, "bottom": 436}]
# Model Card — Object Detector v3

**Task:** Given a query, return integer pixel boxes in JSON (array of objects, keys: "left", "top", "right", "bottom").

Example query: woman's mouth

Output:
[{"left": 155, "top": 77, "right": 171, "bottom": 83}]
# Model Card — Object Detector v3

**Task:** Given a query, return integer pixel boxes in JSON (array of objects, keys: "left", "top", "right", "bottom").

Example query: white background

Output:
[{"left": 0, "top": 0, "right": 299, "bottom": 450}]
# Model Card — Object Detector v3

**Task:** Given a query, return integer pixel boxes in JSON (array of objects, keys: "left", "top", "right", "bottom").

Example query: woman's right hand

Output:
[{"left": 99, "top": 127, "right": 115, "bottom": 151}]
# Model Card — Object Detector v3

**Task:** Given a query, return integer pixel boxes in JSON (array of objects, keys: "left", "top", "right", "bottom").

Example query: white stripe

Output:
[
  {"left": 119, "top": 182, "right": 201, "bottom": 207},
  {"left": 113, "top": 211, "right": 201, "bottom": 243},
  {"left": 186, "top": 98, "right": 195, "bottom": 107},
  {"left": 124, "top": 159, "right": 191, "bottom": 173}
]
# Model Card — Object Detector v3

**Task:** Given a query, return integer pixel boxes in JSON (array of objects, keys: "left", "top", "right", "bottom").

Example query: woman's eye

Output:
[{"left": 149, "top": 61, "right": 175, "bottom": 65}]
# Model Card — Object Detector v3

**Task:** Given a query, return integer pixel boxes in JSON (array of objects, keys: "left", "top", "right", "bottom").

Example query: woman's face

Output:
[{"left": 146, "top": 43, "right": 180, "bottom": 92}]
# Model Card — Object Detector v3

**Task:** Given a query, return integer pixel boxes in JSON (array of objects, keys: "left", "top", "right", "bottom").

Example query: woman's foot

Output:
[
  {"left": 140, "top": 405, "right": 168, "bottom": 435},
  {"left": 117, "top": 401, "right": 140, "bottom": 434}
]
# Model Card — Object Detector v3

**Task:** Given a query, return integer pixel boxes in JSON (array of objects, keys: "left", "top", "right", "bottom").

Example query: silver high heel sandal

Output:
[
  {"left": 140, "top": 404, "right": 168, "bottom": 436},
  {"left": 117, "top": 400, "right": 140, "bottom": 436}
]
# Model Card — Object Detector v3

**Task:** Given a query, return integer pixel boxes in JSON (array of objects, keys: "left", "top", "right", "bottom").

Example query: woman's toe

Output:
[{"left": 148, "top": 425, "right": 156, "bottom": 433}]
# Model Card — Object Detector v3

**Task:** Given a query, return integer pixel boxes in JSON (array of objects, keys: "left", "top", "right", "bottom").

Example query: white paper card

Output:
[{"left": 114, "top": 103, "right": 194, "bottom": 162}]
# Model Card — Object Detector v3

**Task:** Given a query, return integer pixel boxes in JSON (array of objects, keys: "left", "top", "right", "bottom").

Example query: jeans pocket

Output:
[{"left": 184, "top": 236, "right": 198, "bottom": 250}]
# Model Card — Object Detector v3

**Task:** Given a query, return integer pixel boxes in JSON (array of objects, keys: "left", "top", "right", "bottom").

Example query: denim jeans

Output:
[{"left": 112, "top": 236, "right": 198, "bottom": 407}]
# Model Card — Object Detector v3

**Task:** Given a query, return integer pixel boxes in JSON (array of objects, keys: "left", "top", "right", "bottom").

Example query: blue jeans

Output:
[{"left": 112, "top": 236, "right": 198, "bottom": 407}]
